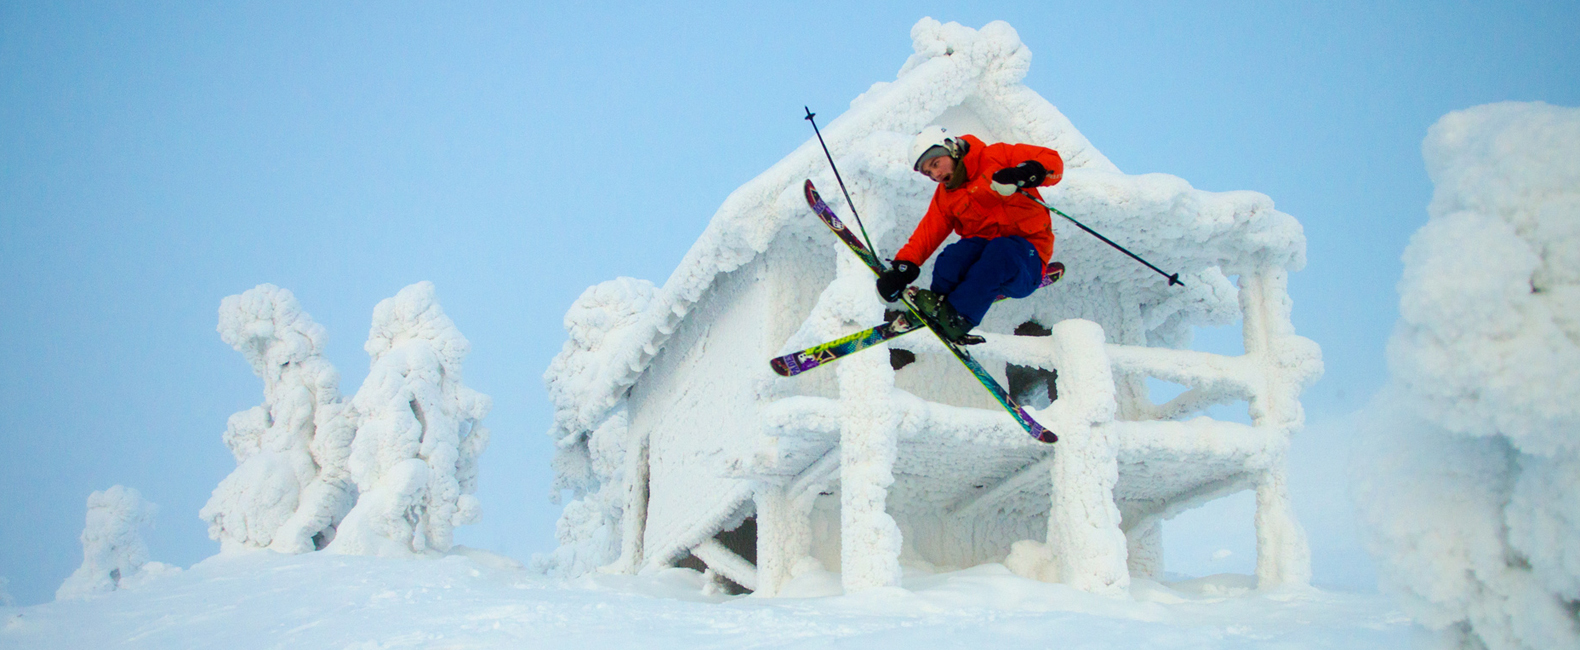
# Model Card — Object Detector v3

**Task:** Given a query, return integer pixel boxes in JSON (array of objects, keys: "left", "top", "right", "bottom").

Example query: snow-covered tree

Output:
[
  {"left": 201, "top": 284, "right": 356, "bottom": 553},
  {"left": 537, "top": 277, "right": 655, "bottom": 576},
  {"left": 1353, "top": 102, "right": 1580, "bottom": 650},
  {"left": 328, "top": 282, "right": 491, "bottom": 557},
  {"left": 0, "top": 576, "right": 14, "bottom": 606},
  {"left": 56, "top": 486, "right": 177, "bottom": 600}
]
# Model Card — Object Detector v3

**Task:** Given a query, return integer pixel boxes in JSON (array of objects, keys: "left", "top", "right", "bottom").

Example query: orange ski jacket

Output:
[{"left": 894, "top": 135, "right": 1064, "bottom": 268}]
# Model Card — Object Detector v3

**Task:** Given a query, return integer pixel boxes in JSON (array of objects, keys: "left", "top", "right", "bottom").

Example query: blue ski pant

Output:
[{"left": 929, "top": 236, "right": 1044, "bottom": 325}]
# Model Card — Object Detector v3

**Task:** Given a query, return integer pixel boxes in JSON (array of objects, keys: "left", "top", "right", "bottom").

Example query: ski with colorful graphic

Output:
[
  {"left": 771, "top": 311, "right": 927, "bottom": 377},
  {"left": 791, "top": 179, "right": 1057, "bottom": 443},
  {"left": 770, "top": 261, "right": 1064, "bottom": 377}
]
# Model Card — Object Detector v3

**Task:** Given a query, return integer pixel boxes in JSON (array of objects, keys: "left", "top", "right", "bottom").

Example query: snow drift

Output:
[{"left": 1352, "top": 101, "right": 1580, "bottom": 650}]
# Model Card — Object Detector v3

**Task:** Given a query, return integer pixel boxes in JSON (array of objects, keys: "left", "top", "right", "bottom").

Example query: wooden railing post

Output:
[
  {"left": 1240, "top": 268, "right": 1318, "bottom": 588},
  {"left": 1041, "top": 320, "right": 1129, "bottom": 595}
]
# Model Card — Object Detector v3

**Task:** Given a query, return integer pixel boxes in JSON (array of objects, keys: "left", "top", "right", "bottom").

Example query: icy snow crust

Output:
[
  {"left": 1353, "top": 102, "right": 1580, "bottom": 650},
  {"left": 3, "top": 552, "right": 1411, "bottom": 649},
  {"left": 541, "top": 18, "right": 1311, "bottom": 588}
]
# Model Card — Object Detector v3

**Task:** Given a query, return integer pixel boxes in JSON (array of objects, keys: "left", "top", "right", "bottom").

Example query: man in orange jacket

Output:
[{"left": 875, "top": 126, "right": 1064, "bottom": 343}]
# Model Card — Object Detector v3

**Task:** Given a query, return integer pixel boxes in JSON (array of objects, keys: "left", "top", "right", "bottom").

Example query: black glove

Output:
[
  {"left": 876, "top": 261, "right": 920, "bottom": 302},
  {"left": 990, "top": 160, "right": 1047, "bottom": 196}
]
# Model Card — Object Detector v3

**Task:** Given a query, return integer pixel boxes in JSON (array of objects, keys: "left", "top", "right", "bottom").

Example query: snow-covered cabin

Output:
[{"left": 542, "top": 19, "right": 1321, "bottom": 597}]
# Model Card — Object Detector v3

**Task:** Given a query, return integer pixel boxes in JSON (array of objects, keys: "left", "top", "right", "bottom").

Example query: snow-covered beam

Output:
[
  {"left": 1125, "top": 520, "right": 1164, "bottom": 580},
  {"left": 760, "top": 397, "right": 842, "bottom": 439},
  {"left": 1106, "top": 345, "right": 1257, "bottom": 400},
  {"left": 1237, "top": 268, "right": 1315, "bottom": 588},
  {"left": 752, "top": 448, "right": 836, "bottom": 598},
  {"left": 973, "top": 332, "right": 1267, "bottom": 424},
  {"left": 954, "top": 332, "right": 1057, "bottom": 371},
  {"left": 764, "top": 394, "right": 1034, "bottom": 449},
  {"left": 947, "top": 453, "right": 1055, "bottom": 518},
  {"left": 640, "top": 482, "right": 756, "bottom": 575},
  {"left": 786, "top": 449, "right": 841, "bottom": 506},
  {"left": 691, "top": 539, "right": 758, "bottom": 592},
  {"left": 1110, "top": 419, "right": 1273, "bottom": 462},
  {"left": 1118, "top": 472, "right": 1255, "bottom": 536},
  {"left": 1130, "top": 387, "right": 1239, "bottom": 421}
]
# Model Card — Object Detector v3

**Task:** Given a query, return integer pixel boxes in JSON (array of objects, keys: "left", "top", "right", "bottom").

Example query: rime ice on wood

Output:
[
  {"left": 201, "top": 284, "right": 354, "bottom": 554},
  {"left": 329, "top": 282, "right": 492, "bottom": 557},
  {"left": 542, "top": 19, "right": 1320, "bottom": 596},
  {"left": 1353, "top": 102, "right": 1580, "bottom": 650},
  {"left": 57, "top": 486, "right": 178, "bottom": 600}
]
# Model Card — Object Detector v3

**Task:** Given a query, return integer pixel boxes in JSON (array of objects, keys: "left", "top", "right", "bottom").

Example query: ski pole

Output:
[
  {"left": 803, "top": 107, "right": 882, "bottom": 262},
  {"left": 1019, "top": 191, "right": 1183, "bottom": 287}
]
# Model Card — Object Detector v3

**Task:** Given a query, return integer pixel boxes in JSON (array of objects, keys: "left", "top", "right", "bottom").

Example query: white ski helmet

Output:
[{"left": 910, "top": 125, "right": 962, "bottom": 171}]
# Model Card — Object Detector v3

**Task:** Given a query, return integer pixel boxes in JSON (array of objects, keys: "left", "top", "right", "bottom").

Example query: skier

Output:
[{"left": 875, "top": 126, "right": 1065, "bottom": 343}]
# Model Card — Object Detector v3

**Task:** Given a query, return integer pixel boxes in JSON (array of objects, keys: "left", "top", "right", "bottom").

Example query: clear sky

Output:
[{"left": 2, "top": 1, "right": 1576, "bottom": 606}]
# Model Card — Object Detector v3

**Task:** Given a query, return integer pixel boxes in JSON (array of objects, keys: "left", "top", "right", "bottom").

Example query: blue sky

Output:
[{"left": 2, "top": 1, "right": 1576, "bottom": 605}]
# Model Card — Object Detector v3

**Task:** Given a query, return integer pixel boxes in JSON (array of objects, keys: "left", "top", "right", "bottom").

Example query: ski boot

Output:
[{"left": 907, "top": 289, "right": 984, "bottom": 345}]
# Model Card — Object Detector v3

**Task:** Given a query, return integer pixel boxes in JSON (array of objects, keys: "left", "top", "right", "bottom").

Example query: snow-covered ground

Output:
[{"left": 1, "top": 551, "right": 1407, "bottom": 649}]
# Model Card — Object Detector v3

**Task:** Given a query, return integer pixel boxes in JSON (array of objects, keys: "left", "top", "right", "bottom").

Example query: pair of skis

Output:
[
  {"left": 769, "top": 263, "right": 1063, "bottom": 376},
  {"left": 769, "top": 180, "right": 1058, "bottom": 444}
]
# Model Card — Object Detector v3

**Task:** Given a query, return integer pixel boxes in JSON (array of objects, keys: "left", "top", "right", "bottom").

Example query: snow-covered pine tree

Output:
[
  {"left": 1353, "top": 102, "right": 1580, "bottom": 650},
  {"left": 328, "top": 282, "right": 491, "bottom": 557},
  {"left": 57, "top": 486, "right": 176, "bottom": 599},
  {"left": 537, "top": 277, "right": 656, "bottom": 576},
  {"left": 201, "top": 284, "right": 355, "bottom": 553}
]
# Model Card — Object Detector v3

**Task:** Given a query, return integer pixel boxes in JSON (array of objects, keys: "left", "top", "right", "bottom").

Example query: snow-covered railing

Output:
[
  {"left": 874, "top": 267, "right": 1317, "bottom": 592},
  {"left": 1105, "top": 345, "right": 1255, "bottom": 421},
  {"left": 971, "top": 327, "right": 1256, "bottom": 427},
  {"left": 749, "top": 267, "right": 1318, "bottom": 596},
  {"left": 961, "top": 268, "right": 1319, "bottom": 434}
]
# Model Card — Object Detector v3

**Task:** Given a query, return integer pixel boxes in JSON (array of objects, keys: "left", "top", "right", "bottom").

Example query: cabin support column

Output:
[
  {"left": 1240, "top": 268, "right": 1316, "bottom": 588},
  {"left": 1125, "top": 521, "right": 1164, "bottom": 580},
  {"left": 757, "top": 450, "right": 840, "bottom": 596},
  {"left": 836, "top": 329, "right": 902, "bottom": 593},
  {"left": 752, "top": 486, "right": 800, "bottom": 597},
  {"left": 1043, "top": 320, "right": 1129, "bottom": 595},
  {"left": 602, "top": 429, "right": 649, "bottom": 575},
  {"left": 1253, "top": 465, "right": 1310, "bottom": 588}
]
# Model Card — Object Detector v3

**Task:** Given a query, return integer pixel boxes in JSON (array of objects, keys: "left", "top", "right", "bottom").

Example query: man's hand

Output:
[
  {"left": 990, "top": 160, "right": 1048, "bottom": 196},
  {"left": 876, "top": 261, "right": 920, "bottom": 302}
]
